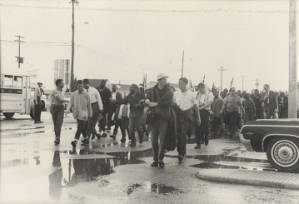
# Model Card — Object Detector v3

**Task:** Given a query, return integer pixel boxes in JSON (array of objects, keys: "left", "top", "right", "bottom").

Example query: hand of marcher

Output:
[
  {"left": 145, "top": 99, "right": 151, "bottom": 105},
  {"left": 149, "top": 102, "right": 158, "bottom": 107},
  {"left": 197, "top": 119, "right": 201, "bottom": 127}
]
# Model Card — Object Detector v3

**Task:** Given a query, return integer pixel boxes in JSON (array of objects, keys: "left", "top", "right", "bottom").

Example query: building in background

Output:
[{"left": 54, "top": 59, "right": 70, "bottom": 89}]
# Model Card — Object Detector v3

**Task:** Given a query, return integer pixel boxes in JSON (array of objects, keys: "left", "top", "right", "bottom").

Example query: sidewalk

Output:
[{"left": 196, "top": 168, "right": 299, "bottom": 190}]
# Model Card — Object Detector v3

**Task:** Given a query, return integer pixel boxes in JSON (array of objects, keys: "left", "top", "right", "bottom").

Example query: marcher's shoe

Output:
[
  {"left": 96, "top": 133, "right": 101, "bottom": 139},
  {"left": 110, "top": 134, "right": 116, "bottom": 140},
  {"left": 120, "top": 139, "right": 126, "bottom": 143},
  {"left": 130, "top": 142, "right": 136, "bottom": 147},
  {"left": 158, "top": 161, "right": 165, "bottom": 169},
  {"left": 151, "top": 161, "right": 159, "bottom": 167},
  {"left": 34, "top": 121, "right": 42, "bottom": 124},
  {"left": 194, "top": 145, "right": 201, "bottom": 149},
  {"left": 71, "top": 140, "right": 77, "bottom": 148},
  {"left": 81, "top": 138, "right": 89, "bottom": 145},
  {"left": 205, "top": 136, "right": 209, "bottom": 146},
  {"left": 101, "top": 132, "right": 107, "bottom": 137},
  {"left": 54, "top": 139, "right": 60, "bottom": 146},
  {"left": 178, "top": 155, "right": 184, "bottom": 163}
]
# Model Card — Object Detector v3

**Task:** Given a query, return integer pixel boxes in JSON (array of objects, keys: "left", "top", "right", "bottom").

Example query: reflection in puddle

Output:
[
  {"left": 126, "top": 183, "right": 183, "bottom": 195},
  {"left": 191, "top": 161, "right": 276, "bottom": 172},
  {"left": 150, "top": 183, "right": 183, "bottom": 194}
]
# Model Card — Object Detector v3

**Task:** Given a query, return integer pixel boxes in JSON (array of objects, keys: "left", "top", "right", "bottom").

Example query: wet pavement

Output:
[{"left": 1, "top": 113, "right": 299, "bottom": 204}]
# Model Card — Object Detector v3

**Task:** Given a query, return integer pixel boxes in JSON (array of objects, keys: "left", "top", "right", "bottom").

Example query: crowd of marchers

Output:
[{"left": 32, "top": 74, "right": 295, "bottom": 169}]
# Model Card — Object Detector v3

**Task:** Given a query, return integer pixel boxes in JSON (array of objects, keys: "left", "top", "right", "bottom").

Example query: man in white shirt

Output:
[
  {"left": 195, "top": 83, "right": 213, "bottom": 148},
  {"left": 173, "top": 77, "right": 200, "bottom": 162},
  {"left": 34, "top": 82, "right": 43, "bottom": 123},
  {"left": 83, "top": 79, "right": 103, "bottom": 140}
]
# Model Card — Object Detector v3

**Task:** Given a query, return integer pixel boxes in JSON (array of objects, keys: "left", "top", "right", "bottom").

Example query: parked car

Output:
[{"left": 240, "top": 119, "right": 299, "bottom": 172}]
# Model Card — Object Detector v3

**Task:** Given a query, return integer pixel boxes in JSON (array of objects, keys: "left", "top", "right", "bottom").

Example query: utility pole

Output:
[
  {"left": 254, "top": 79, "right": 260, "bottom": 90},
  {"left": 289, "top": 0, "right": 297, "bottom": 118},
  {"left": 241, "top": 75, "right": 245, "bottom": 91},
  {"left": 218, "top": 66, "right": 226, "bottom": 91},
  {"left": 181, "top": 50, "right": 184, "bottom": 77},
  {"left": 70, "top": 0, "right": 78, "bottom": 90},
  {"left": 14, "top": 35, "right": 24, "bottom": 68}
]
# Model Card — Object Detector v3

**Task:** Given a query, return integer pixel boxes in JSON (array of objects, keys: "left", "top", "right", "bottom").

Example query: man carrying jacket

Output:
[{"left": 145, "top": 73, "right": 173, "bottom": 169}]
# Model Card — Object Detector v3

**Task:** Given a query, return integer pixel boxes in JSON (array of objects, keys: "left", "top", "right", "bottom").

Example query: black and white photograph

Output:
[{"left": 0, "top": 0, "right": 299, "bottom": 203}]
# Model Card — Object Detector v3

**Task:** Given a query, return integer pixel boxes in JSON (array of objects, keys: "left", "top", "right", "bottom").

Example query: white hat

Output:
[{"left": 157, "top": 73, "right": 168, "bottom": 81}]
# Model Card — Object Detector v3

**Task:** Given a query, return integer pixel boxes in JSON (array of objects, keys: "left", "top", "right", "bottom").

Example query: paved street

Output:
[{"left": 1, "top": 112, "right": 299, "bottom": 204}]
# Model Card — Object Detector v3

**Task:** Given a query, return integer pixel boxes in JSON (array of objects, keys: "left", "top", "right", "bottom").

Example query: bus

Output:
[{"left": 0, "top": 74, "right": 45, "bottom": 119}]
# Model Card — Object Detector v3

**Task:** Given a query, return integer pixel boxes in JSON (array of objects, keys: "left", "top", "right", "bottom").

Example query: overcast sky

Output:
[{"left": 1, "top": 0, "right": 298, "bottom": 90}]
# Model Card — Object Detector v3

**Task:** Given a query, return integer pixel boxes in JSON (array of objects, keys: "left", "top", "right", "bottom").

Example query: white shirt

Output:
[
  {"left": 112, "top": 92, "right": 117, "bottom": 100},
  {"left": 86, "top": 86, "right": 103, "bottom": 110},
  {"left": 196, "top": 91, "right": 213, "bottom": 111},
  {"left": 174, "top": 90, "right": 196, "bottom": 111}
]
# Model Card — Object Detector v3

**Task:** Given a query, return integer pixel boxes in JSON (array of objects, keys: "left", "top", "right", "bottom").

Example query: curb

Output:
[{"left": 196, "top": 169, "right": 299, "bottom": 190}]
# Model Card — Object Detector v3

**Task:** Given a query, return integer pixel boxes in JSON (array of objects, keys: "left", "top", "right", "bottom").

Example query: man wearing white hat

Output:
[{"left": 145, "top": 73, "right": 173, "bottom": 168}]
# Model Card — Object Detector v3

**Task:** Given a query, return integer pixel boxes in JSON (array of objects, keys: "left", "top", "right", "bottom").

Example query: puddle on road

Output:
[
  {"left": 126, "top": 183, "right": 183, "bottom": 195},
  {"left": 54, "top": 147, "right": 150, "bottom": 188},
  {"left": 2, "top": 130, "right": 46, "bottom": 138}
]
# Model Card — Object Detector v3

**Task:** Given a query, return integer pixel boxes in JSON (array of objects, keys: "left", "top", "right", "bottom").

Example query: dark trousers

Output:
[
  {"left": 50, "top": 105, "right": 64, "bottom": 141},
  {"left": 211, "top": 116, "right": 222, "bottom": 137},
  {"left": 34, "top": 104, "right": 42, "bottom": 122},
  {"left": 226, "top": 111, "right": 240, "bottom": 136},
  {"left": 87, "top": 103, "right": 100, "bottom": 137},
  {"left": 75, "top": 120, "right": 88, "bottom": 140},
  {"left": 117, "top": 117, "right": 129, "bottom": 141},
  {"left": 99, "top": 109, "right": 113, "bottom": 131},
  {"left": 151, "top": 118, "right": 168, "bottom": 162},
  {"left": 177, "top": 117, "right": 191, "bottom": 156},
  {"left": 196, "top": 109, "right": 210, "bottom": 145},
  {"left": 129, "top": 115, "right": 144, "bottom": 144}
]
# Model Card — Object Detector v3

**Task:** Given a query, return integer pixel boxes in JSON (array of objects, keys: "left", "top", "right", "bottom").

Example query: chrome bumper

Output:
[{"left": 239, "top": 133, "right": 254, "bottom": 151}]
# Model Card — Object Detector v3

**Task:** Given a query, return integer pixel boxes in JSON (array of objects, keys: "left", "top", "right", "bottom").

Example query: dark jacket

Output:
[
  {"left": 125, "top": 92, "right": 144, "bottom": 117},
  {"left": 112, "top": 91, "right": 123, "bottom": 117},
  {"left": 147, "top": 84, "right": 174, "bottom": 120},
  {"left": 98, "top": 87, "right": 112, "bottom": 111},
  {"left": 262, "top": 91, "right": 278, "bottom": 118}
]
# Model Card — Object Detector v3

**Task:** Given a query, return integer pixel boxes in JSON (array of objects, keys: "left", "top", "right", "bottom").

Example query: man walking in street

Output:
[
  {"left": 97, "top": 80, "right": 112, "bottom": 137},
  {"left": 223, "top": 87, "right": 242, "bottom": 138},
  {"left": 145, "top": 73, "right": 173, "bottom": 168},
  {"left": 173, "top": 77, "right": 199, "bottom": 163},
  {"left": 34, "top": 82, "right": 43, "bottom": 124},
  {"left": 211, "top": 88, "right": 224, "bottom": 139},
  {"left": 111, "top": 84, "right": 123, "bottom": 140},
  {"left": 67, "top": 80, "right": 92, "bottom": 147},
  {"left": 125, "top": 84, "right": 145, "bottom": 147},
  {"left": 195, "top": 83, "right": 213, "bottom": 148},
  {"left": 83, "top": 79, "right": 103, "bottom": 140},
  {"left": 49, "top": 79, "right": 67, "bottom": 145},
  {"left": 262, "top": 84, "right": 278, "bottom": 119}
]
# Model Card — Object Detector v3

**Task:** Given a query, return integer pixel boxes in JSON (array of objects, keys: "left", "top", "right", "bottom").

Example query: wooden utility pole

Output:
[
  {"left": 70, "top": 0, "right": 78, "bottom": 90},
  {"left": 181, "top": 50, "right": 184, "bottom": 77},
  {"left": 14, "top": 35, "right": 24, "bottom": 68},
  {"left": 289, "top": 0, "right": 297, "bottom": 118},
  {"left": 218, "top": 66, "right": 226, "bottom": 91}
]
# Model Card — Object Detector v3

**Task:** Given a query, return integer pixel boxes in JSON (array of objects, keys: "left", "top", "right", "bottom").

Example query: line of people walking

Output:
[{"left": 49, "top": 74, "right": 291, "bottom": 169}]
